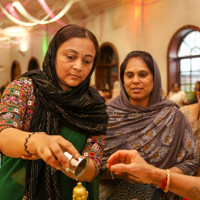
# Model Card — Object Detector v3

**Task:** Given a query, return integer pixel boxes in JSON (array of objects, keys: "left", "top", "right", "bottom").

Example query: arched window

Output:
[
  {"left": 179, "top": 31, "right": 200, "bottom": 92},
  {"left": 28, "top": 57, "right": 40, "bottom": 71},
  {"left": 167, "top": 25, "right": 200, "bottom": 98},
  {"left": 11, "top": 60, "right": 21, "bottom": 81},
  {"left": 95, "top": 42, "right": 119, "bottom": 91}
]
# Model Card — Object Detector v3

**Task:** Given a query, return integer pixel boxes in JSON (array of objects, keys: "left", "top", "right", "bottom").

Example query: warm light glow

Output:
[
  {"left": 20, "top": 42, "right": 27, "bottom": 52},
  {"left": 134, "top": 8, "right": 139, "bottom": 19},
  {"left": 12, "top": 2, "right": 19, "bottom": 7},
  {"left": 3, "top": 26, "right": 28, "bottom": 37}
]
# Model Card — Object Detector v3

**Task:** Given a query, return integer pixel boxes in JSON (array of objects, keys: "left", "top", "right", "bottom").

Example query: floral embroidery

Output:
[
  {"left": 0, "top": 77, "right": 104, "bottom": 172},
  {"left": 2, "top": 112, "right": 13, "bottom": 119}
]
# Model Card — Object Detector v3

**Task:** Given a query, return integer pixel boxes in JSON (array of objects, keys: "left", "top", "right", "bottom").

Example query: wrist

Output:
[
  {"left": 148, "top": 166, "right": 166, "bottom": 186},
  {"left": 25, "top": 132, "right": 39, "bottom": 154}
]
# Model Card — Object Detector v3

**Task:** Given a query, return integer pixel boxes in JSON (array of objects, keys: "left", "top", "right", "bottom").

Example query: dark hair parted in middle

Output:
[
  {"left": 120, "top": 51, "right": 154, "bottom": 85},
  {"left": 43, "top": 24, "right": 100, "bottom": 87},
  {"left": 56, "top": 24, "right": 100, "bottom": 57}
]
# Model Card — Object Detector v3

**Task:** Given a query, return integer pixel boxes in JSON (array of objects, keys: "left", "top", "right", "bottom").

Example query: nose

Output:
[
  {"left": 73, "top": 59, "right": 83, "bottom": 71},
  {"left": 132, "top": 75, "right": 140, "bottom": 84}
]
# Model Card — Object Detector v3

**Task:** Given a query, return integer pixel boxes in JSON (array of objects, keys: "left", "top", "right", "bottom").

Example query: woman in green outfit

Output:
[{"left": 0, "top": 24, "right": 108, "bottom": 200}]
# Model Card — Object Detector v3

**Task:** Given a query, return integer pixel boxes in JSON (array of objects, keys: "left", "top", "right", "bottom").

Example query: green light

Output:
[{"left": 43, "top": 32, "right": 47, "bottom": 57}]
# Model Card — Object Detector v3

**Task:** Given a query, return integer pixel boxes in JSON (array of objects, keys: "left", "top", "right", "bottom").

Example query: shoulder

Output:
[
  {"left": 179, "top": 91, "right": 186, "bottom": 95},
  {"left": 174, "top": 106, "right": 193, "bottom": 131},
  {"left": 9, "top": 77, "right": 33, "bottom": 89},
  {"left": 186, "top": 103, "right": 199, "bottom": 116},
  {"left": 2, "top": 77, "right": 34, "bottom": 99},
  {"left": 180, "top": 105, "right": 189, "bottom": 112},
  {"left": 174, "top": 106, "right": 188, "bottom": 119}
]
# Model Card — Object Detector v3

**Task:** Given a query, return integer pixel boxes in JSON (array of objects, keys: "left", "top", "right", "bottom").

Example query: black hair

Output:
[
  {"left": 188, "top": 81, "right": 200, "bottom": 104},
  {"left": 172, "top": 82, "right": 180, "bottom": 88},
  {"left": 120, "top": 51, "right": 154, "bottom": 85}
]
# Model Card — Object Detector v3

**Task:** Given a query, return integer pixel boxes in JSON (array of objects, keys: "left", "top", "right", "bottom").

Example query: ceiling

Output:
[{"left": 0, "top": 0, "right": 124, "bottom": 30}]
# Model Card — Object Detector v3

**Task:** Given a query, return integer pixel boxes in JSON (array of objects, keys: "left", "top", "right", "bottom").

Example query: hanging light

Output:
[
  {"left": 2, "top": 25, "right": 28, "bottom": 37},
  {"left": 0, "top": 0, "right": 79, "bottom": 27}
]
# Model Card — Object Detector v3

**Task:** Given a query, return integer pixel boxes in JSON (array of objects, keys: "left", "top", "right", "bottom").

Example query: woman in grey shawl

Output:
[{"left": 100, "top": 51, "right": 199, "bottom": 200}]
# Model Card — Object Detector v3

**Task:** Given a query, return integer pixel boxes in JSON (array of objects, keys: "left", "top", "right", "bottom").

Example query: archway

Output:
[
  {"left": 11, "top": 60, "right": 21, "bottom": 81},
  {"left": 28, "top": 57, "right": 40, "bottom": 71},
  {"left": 95, "top": 42, "right": 119, "bottom": 92},
  {"left": 167, "top": 25, "right": 200, "bottom": 93}
]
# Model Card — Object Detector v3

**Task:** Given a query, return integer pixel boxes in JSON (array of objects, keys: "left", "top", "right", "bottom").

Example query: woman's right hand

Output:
[
  {"left": 22, "top": 132, "right": 80, "bottom": 170},
  {"left": 107, "top": 150, "right": 154, "bottom": 184}
]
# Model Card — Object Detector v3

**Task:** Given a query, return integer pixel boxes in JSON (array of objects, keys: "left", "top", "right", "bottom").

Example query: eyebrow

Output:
[
  {"left": 125, "top": 70, "right": 149, "bottom": 73},
  {"left": 63, "top": 49, "right": 95, "bottom": 58}
]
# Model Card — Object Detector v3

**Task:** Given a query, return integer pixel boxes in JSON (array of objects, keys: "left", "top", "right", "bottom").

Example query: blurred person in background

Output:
[
  {"left": 168, "top": 82, "right": 188, "bottom": 107},
  {"left": 180, "top": 90, "right": 200, "bottom": 176},
  {"left": 188, "top": 81, "right": 200, "bottom": 105}
]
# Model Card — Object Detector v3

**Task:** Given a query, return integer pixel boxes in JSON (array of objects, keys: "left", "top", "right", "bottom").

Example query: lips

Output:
[
  {"left": 70, "top": 74, "right": 80, "bottom": 78},
  {"left": 132, "top": 88, "right": 142, "bottom": 92}
]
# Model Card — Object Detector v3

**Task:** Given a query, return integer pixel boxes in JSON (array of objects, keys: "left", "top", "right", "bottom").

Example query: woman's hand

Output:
[
  {"left": 107, "top": 150, "right": 154, "bottom": 184},
  {"left": 22, "top": 132, "right": 80, "bottom": 170}
]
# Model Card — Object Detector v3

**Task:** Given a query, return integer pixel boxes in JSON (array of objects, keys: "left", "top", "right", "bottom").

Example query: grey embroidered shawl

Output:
[{"left": 100, "top": 53, "right": 199, "bottom": 200}]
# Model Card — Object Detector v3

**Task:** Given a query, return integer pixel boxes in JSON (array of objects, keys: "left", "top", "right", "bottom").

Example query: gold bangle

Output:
[{"left": 164, "top": 169, "right": 171, "bottom": 193}]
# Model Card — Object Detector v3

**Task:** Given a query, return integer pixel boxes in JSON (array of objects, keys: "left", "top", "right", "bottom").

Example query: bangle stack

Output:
[
  {"left": 160, "top": 169, "right": 171, "bottom": 199},
  {"left": 24, "top": 132, "right": 36, "bottom": 154}
]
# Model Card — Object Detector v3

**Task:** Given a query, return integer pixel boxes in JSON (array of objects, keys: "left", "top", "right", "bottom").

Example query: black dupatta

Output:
[{"left": 22, "top": 25, "right": 108, "bottom": 200}]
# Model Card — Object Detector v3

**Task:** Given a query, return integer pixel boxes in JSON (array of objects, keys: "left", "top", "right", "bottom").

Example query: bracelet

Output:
[
  {"left": 111, "top": 170, "right": 115, "bottom": 179},
  {"left": 164, "top": 169, "right": 170, "bottom": 193},
  {"left": 24, "top": 132, "right": 36, "bottom": 154},
  {"left": 160, "top": 169, "right": 171, "bottom": 198}
]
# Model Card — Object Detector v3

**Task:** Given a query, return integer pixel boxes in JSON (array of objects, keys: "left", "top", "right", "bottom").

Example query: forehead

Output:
[
  {"left": 125, "top": 57, "right": 150, "bottom": 71},
  {"left": 58, "top": 37, "right": 96, "bottom": 55}
]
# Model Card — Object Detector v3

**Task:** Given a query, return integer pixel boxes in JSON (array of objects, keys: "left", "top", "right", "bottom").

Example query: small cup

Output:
[{"left": 63, "top": 152, "right": 89, "bottom": 179}]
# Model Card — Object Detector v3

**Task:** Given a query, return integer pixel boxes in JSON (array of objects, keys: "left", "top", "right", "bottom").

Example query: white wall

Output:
[
  {"left": 88, "top": 0, "right": 200, "bottom": 91},
  {"left": 0, "top": 0, "right": 200, "bottom": 92},
  {"left": 0, "top": 48, "right": 11, "bottom": 86},
  {"left": 143, "top": 0, "right": 200, "bottom": 91}
]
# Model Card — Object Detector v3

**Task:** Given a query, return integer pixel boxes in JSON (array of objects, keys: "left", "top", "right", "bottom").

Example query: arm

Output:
[
  {"left": 149, "top": 167, "right": 200, "bottom": 200},
  {"left": 0, "top": 127, "right": 80, "bottom": 171},
  {"left": 0, "top": 79, "right": 80, "bottom": 173},
  {"left": 107, "top": 150, "right": 200, "bottom": 200},
  {"left": 79, "top": 135, "right": 106, "bottom": 182},
  {"left": 0, "top": 127, "right": 96, "bottom": 182}
]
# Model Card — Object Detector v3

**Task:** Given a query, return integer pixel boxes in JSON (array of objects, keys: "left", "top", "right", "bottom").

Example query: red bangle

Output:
[
  {"left": 160, "top": 169, "right": 171, "bottom": 199},
  {"left": 160, "top": 177, "right": 167, "bottom": 191}
]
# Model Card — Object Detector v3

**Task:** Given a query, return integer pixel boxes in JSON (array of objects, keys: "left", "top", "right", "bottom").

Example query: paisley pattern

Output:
[{"left": 100, "top": 51, "right": 199, "bottom": 200}]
